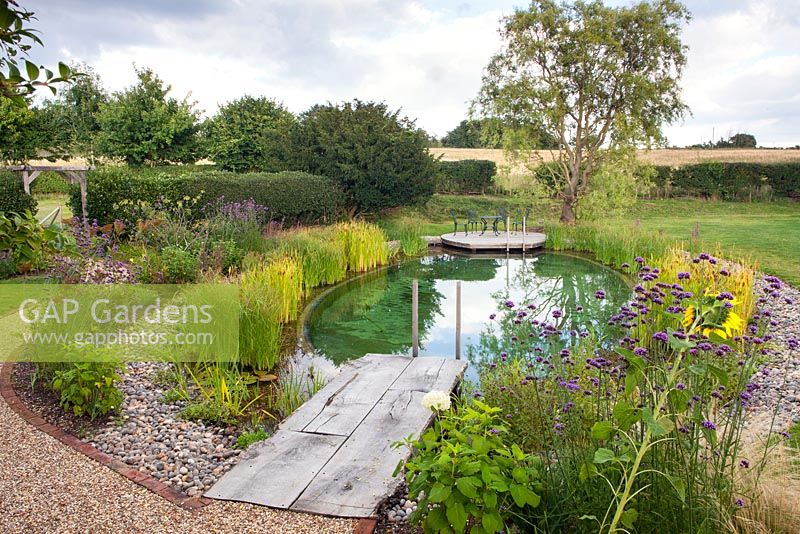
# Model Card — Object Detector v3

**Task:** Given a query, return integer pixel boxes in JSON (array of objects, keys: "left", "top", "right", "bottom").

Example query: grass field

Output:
[
  {"left": 387, "top": 195, "right": 800, "bottom": 286},
  {"left": 431, "top": 147, "right": 800, "bottom": 166},
  {"left": 430, "top": 147, "right": 800, "bottom": 190}
]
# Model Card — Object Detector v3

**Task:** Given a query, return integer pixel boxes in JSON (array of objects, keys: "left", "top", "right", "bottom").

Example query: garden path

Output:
[{"left": 206, "top": 354, "right": 467, "bottom": 518}]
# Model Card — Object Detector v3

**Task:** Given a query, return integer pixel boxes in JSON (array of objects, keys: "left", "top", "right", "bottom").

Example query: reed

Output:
[
  {"left": 242, "top": 254, "right": 303, "bottom": 323},
  {"left": 333, "top": 221, "right": 389, "bottom": 272},
  {"left": 239, "top": 255, "right": 301, "bottom": 370},
  {"left": 279, "top": 230, "right": 348, "bottom": 295}
]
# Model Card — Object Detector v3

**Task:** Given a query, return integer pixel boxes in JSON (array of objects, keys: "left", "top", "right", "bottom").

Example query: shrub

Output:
[
  {"left": 70, "top": 167, "right": 346, "bottom": 226},
  {"left": 161, "top": 246, "right": 199, "bottom": 283},
  {"left": 30, "top": 171, "right": 70, "bottom": 194},
  {"left": 395, "top": 399, "right": 543, "bottom": 533},
  {"left": 435, "top": 160, "right": 497, "bottom": 194},
  {"left": 288, "top": 100, "right": 436, "bottom": 212},
  {"left": 0, "top": 171, "right": 37, "bottom": 213},
  {"left": 51, "top": 362, "right": 123, "bottom": 420}
]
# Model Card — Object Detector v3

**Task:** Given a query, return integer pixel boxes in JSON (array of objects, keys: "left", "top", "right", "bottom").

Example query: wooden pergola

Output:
[{"left": 4, "top": 165, "right": 91, "bottom": 219}]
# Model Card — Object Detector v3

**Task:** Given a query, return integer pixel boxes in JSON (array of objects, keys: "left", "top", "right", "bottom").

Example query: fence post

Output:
[
  {"left": 412, "top": 279, "right": 419, "bottom": 357},
  {"left": 455, "top": 281, "right": 461, "bottom": 360},
  {"left": 522, "top": 216, "right": 526, "bottom": 250}
]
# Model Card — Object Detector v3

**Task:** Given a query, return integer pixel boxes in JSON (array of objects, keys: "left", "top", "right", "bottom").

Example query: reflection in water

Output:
[{"left": 307, "top": 253, "right": 631, "bottom": 380}]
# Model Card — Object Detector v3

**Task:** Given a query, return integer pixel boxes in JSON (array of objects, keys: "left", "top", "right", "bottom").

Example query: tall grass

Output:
[
  {"left": 239, "top": 256, "right": 302, "bottom": 370},
  {"left": 545, "top": 222, "right": 677, "bottom": 268},
  {"left": 333, "top": 221, "right": 389, "bottom": 272},
  {"left": 279, "top": 230, "right": 348, "bottom": 295}
]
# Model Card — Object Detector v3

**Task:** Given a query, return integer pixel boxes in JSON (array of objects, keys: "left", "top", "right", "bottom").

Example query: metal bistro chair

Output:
[
  {"left": 496, "top": 207, "right": 509, "bottom": 233},
  {"left": 513, "top": 207, "right": 532, "bottom": 233},
  {"left": 450, "top": 209, "right": 468, "bottom": 235},
  {"left": 466, "top": 210, "right": 481, "bottom": 234}
]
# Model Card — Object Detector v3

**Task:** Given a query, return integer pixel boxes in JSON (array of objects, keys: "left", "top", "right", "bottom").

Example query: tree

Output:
[
  {"left": 0, "top": 95, "right": 36, "bottom": 162},
  {"left": 1, "top": 1, "right": 77, "bottom": 106},
  {"left": 205, "top": 96, "right": 295, "bottom": 172},
  {"left": 476, "top": 0, "right": 690, "bottom": 222},
  {"left": 442, "top": 119, "right": 484, "bottom": 148},
  {"left": 95, "top": 67, "right": 200, "bottom": 165},
  {"left": 288, "top": 100, "right": 436, "bottom": 212},
  {"left": 715, "top": 133, "right": 756, "bottom": 149}
]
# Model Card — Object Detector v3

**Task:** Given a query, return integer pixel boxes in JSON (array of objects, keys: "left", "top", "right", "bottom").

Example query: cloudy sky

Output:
[{"left": 27, "top": 0, "right": 800, "bottom": 147}]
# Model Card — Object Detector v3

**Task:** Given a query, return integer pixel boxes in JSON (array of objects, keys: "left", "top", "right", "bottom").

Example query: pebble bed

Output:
[
  {"left": 746, "top": 276, "right": 800, "bottom": 435},
  {"left": 89, "top": 362, "right": 242, "bottom": 497},
  {"left": 385, "top": 491, "right": 421, "bottom": 524}
]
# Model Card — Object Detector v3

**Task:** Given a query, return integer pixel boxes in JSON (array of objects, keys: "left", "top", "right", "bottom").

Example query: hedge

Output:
[
  {"left": 69, "top": 167, "right": 347, "bottom": 225},
  {"left": 650, "top": 162, "right": 800, "bottom": 200},
  {"left": 0, "top": 171, "right": 37, "bottom": 214},
  {"left": 434, "top": 160, "right": 496, "bottom": 194}
]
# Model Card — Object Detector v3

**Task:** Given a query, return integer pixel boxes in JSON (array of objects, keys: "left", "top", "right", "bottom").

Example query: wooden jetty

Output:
[
  {"left": 205, "top": 354, "right": 467, "bottom": 517},
  {"left": 441, "top": 231, "right": 546, "bottom": 252}
]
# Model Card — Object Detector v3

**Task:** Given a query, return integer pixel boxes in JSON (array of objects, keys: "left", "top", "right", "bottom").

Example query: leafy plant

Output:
[
  {"left": 0, "top": 210, "right": 74, "bottom": 271},
  {"left": 50, "top": 361, "right": 123, "bottom": 420},
  {"left": 160, "top": 245, "right": 199, "bottom": 283},
  {"left": 395, "top": 400, "right": 543, "bottom": 533},
  {"left": 235, "top": 427, "right": 269, "bottom": 449},
  {"left": 0, "top": 171, "right": 37, "bottom": 213}
]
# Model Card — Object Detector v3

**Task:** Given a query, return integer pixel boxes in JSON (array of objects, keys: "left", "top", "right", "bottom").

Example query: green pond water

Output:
[{"left": 306, "top": 252, "right": 631, "bottom": 378}]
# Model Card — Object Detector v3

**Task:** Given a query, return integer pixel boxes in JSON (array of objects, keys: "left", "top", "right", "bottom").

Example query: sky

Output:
[{"left": 25, "top": 0, "right": 800, "bottom": 147}]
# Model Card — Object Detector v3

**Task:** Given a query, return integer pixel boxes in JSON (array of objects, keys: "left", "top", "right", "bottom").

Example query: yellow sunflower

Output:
[{"left": 683, "top": 291, "right": 744, "bottom": 339}]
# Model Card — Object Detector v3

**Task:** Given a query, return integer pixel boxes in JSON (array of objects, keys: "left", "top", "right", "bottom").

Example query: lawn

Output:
[
  {"left": 35, "top": 194, "right": 73, "bottom": 222},
  {"left": 386, "top": 195, "right": 800, "bottom": 285}
]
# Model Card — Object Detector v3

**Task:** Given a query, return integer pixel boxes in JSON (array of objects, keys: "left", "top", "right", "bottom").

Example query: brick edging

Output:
[{"left": 0, "top": 363, "right": 211, "bottom": 511}]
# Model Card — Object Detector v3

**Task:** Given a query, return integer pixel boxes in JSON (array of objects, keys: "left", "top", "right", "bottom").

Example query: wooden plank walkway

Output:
[
  {"left": 205, "top": 354, "right": 467, "bottom": 517},
  {"left": 441, "top": 231, "right": 546, "bottom": 252}
]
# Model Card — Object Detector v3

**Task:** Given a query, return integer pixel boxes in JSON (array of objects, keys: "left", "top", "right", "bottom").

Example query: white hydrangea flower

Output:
[{"left": 421, "top": 390, "right": 451, "bottom": 411}]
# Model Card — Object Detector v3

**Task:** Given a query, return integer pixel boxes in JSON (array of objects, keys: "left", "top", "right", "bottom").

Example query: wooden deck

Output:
[
  {"left": 205, "top": 354, "right": 467, "bottom": 517},
  {"left": 441, "top": 231, "right": 546, "bottom": 252}
]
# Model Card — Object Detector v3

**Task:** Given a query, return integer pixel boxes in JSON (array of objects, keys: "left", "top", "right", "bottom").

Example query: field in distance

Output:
[{"left": 430, "top": 147, "right": 800, "bottom": 169}]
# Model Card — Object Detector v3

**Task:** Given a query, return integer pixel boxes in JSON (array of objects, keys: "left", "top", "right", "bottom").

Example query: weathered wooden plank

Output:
[
  {"left": 204, "top": 430, "right": 345, "bottom": 508},
  {"left": 388, "top": 357, "right": 466, "bottom": 394},
  {"left": 280, "top": 354, "right": 411, "bottom": 436},
  {"left": 291, "top": 388, "right": 434, "bottom": 517}
]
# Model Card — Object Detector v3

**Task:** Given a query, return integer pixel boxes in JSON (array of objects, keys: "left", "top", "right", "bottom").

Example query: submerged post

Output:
[
  {"left": 412, "top": 279, "right": 419, "bottom": 357},
  {"left": 455, "top": 281, "right": 461, "bottom": 360},
  {"left": 522, "top": 216, "right": 526, "bottom": 250},
  {"left": 506, "top": 216, "right": 510, "bottom": 252}
]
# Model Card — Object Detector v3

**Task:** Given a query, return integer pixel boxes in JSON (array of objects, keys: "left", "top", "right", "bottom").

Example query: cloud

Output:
[{"left": 22, "top": 0, "right": 800, "bottom": 146}]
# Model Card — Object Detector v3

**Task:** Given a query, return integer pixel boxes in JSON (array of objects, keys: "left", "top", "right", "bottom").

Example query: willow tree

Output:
[{"left": 476, "top": 0, "right": 690, "bottom": 222}]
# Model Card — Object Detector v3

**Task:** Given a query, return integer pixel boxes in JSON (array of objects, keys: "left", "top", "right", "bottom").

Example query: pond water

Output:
[{"left": 305, "top": 252, "right": 631, "bottom": 379}]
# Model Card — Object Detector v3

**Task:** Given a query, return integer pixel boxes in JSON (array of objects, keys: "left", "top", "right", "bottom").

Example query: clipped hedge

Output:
[
  {"left": 650, "top": 162, "right": 800, "bottom": 200},
  {"left": 69, "top": 167, "right": 347, "bottom": 225},
  {"left": 30, "top": 171, "right": 70, "bottom": 195},
  {"left": 0, "top": 171, "right": 37, "bottom": 214},
  {"left": 434, "top": 160, "right": 497, "bottom": 194}
]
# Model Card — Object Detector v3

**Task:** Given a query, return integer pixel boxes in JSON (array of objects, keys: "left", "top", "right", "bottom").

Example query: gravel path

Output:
[
  {"left": 746, "top": 276, "right": 800, "bottom": 436},
  {"left": 0, "top": 376, "right": 355, "bottom": 534}
]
